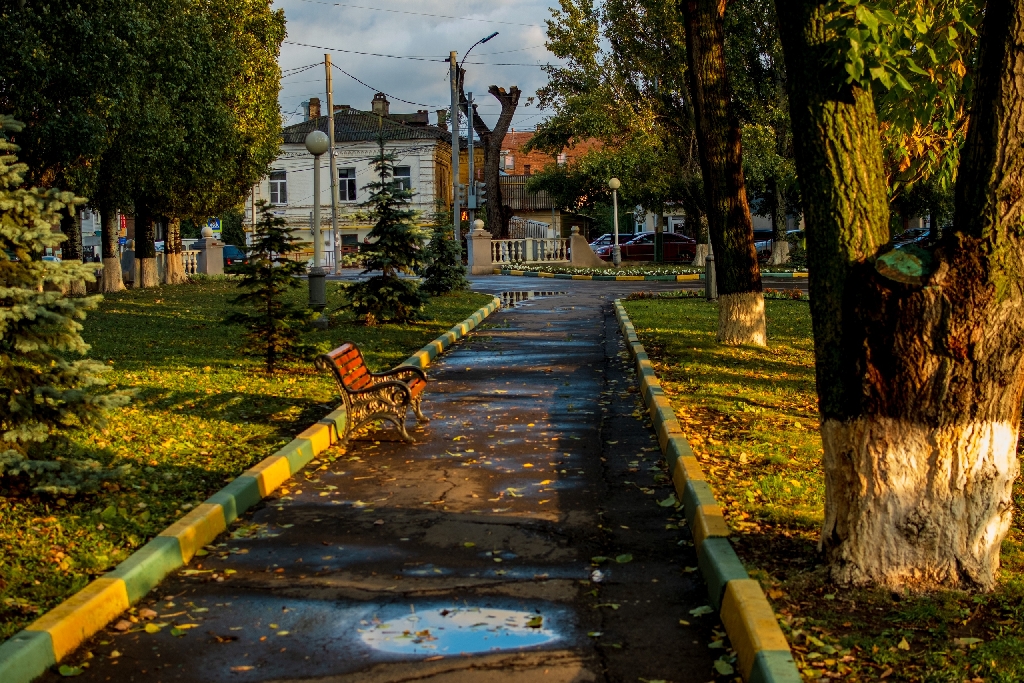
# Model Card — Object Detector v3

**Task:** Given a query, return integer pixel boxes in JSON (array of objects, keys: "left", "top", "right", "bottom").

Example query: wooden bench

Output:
[{"left": 315, "top": 342, "right": 428, "bottom": 442}]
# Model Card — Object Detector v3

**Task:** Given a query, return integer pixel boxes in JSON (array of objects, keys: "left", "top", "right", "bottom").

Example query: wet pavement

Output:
[{"left": 39, "top": 279, "right": 792, "bottom": 682}]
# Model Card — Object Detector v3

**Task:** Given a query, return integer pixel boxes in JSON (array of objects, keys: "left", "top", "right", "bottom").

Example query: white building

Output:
[{"left": 249, "top": 95, "right": 453, "bottom": 260}]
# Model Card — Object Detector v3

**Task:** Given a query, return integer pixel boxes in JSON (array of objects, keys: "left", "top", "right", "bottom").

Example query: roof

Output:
[
  {"left": 501, "top": 175, "right": 556, "bottom": 211},
  {"left": 282, "top": 108, "right": 450, "bottom": 145}
]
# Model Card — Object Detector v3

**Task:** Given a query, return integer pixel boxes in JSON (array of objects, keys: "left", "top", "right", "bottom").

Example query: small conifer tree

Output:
[
  {"left": 226, "top": 201, "right": 313, "bottom": 373},
  {"left": 345, "top": 141, "right": 426, "bottom": 324},
  {"left": 422, "top": 209, "right": 468, "bottom": 295},
  {"left": 0, "top": 118, "right": 130, "bottom": 493}
]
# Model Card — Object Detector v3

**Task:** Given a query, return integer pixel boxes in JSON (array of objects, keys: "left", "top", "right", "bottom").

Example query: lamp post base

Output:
[
  {"left": 308, "top": 266, "right": 328, "bottom": 329},
  {"left": 612, "top": 245, "right": 621, "bottom": 268}
]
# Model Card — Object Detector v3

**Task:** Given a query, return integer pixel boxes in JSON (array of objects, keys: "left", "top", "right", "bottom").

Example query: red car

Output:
[{"left": 595, "top": 232, "right": 697, "bottom": 262}]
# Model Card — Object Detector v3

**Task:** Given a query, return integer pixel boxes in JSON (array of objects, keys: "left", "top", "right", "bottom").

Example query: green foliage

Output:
[
  {"left": 421, "top": 218, "right": 468, "bottom": 295},
  {"left": 220, "top": 208, "right": 246, "bottom": 247},
  {"left": 0, "top": 138, "right": 129, "bottom": 492},
  {"left": 345, "top": 144, "right": 427, "bottom": 324},
  {"left": 825, "top": 0, "right": 981, "bottom": 194},
  {"left": 0, "top": 280, "right": 492, "bottom": 639},
  {"left": 226, "top": 202, "right": 312, "bottom": 373}
]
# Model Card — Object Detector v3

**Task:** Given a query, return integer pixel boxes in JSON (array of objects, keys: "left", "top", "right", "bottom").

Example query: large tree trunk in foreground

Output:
[
  {"left": 682, "top": 0, "right": 765, "bottom": 346},
  {"left": 778, "top": 0, "right": 1024, "bottom": 590},
  {"left": 99, "top": 202, "right": 125, "bottom": 293},
  {"left": 134, "top": 203, "right": 159, "bottom": 288},
  {"left": 163, "top": 217, "right": 186, "bottom": 284},
  {"left": 59, "top": 209, "right": 87, "bottom": 296}
]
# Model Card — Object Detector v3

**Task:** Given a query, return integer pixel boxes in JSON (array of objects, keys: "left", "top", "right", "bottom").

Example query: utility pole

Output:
[
  {"left": 325, "top": 54, "right": 341, "bottom": 274},
  {"left": 466, "top": 91, "right": 475, "bottom": 225},
  {"left": 449, "top": 51, "right": 461, "bottom": 245}
]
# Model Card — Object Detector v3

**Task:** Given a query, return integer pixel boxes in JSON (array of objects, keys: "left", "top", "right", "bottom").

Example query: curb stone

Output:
[
  {"left": 0, "top": 296, "right": 502, "bottom": 683},
  {"left": 613, "top": 300, "right": 801, "bottom": 683},
  {"left": 492, "top": 268, "right": 808, "bottom": 281}
]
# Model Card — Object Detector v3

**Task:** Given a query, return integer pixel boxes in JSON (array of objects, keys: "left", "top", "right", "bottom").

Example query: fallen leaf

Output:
[
  {"left": 112, "top": 620, "right": 132, "bottom": 632},
  {"left": 58, "top": 665, "right": 84, "bottom": 677},
  {"left": 144, "top": 623, "right": 163, "bottom": 634},
  {"left": 657, "top": 494, "right": 678, "bottom": 507},
  {"left": 526, "top": 616, "right": 543, "bottom": 628},
  {"left": 138, "top": 608, "right": 158, "bottom": 620},
  {"left": 463, "top": 542, "right": 476, "bottom": 548},
  {"left": 424, "top": 655, "right": 445, "bottom": 661},
  {"left": 898, "top": 637, "right": 910, "bottom": 650},
  {"left": 954, "top": 637, "right": 983, "bottom": 647},
  {"left": 615, "top": 554, "right": 633, "bottom": 564},
  {"left": 593, "top": 603, "right": 620, "bottom": 610},
  {"left": 713, "top": 658, "right": 734, "bottom": 675},
  {"left": 689, "top": 605, "right": 714, "bottom": 617},
  {"left": 231, "top": 665, "right": 255, "bottom": 672}
]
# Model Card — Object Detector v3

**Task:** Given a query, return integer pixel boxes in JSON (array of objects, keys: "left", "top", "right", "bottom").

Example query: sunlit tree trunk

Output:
[
  {"left": 681, "top": 0, "right": 765, "bottom": 345},
  {"left": 135, "top": 202, "right": 159, "bottom": 288},
  {"left": 778, "top": 0, "right": 1024, "bottom": 590},
  {"left": 767, "top": 178, "right": 790, "bottom": 264},
  {"left": 163, "top": 216, "right": 186, "bottom": 284},
  {"left": 99, "top": 202, "right": 125, "bottom": 293}
]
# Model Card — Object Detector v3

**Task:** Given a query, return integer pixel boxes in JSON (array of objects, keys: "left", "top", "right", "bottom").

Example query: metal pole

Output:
[
  {"left": 313, "top": 151, "right": 322, "bottom": 268},
  {"left": 450, "top": 51, "right": 461, "bottom": 244},
  {"left": 467, "top": 91, "right": 475, "bottom": 226},
  {"left": 612, "top": 189, "right": 621, "bottom": 267},
  {"left": 326, "top": 54, "right": 341, "bottom": 274}
]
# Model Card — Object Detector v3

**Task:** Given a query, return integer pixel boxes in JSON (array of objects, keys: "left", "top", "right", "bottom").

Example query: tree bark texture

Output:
[
  {"left": 163, "top": 217, "right": 186, "bottom": 284},
  {"left": 59, "top": 209, "right": 87, "bottom": 296},
  {"left": 99, "top": 203, "right": 125, "bottom": 293},
  {"left": 134, "top": 203, "right": 159, "bottom": 288},
  {"left": 681, "top": 0, "right": 765, "bottom": 345},
  {"left": 777, "top": 0, "right": 1024, "bottom": 590}
]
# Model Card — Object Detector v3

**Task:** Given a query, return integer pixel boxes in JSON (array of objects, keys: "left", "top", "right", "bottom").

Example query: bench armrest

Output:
[
  {"left": 378, "top": 365, "right": 427, "bottom": 383},
  {"left": 347, "top": 379, "right": 414, "bottom": 403}
]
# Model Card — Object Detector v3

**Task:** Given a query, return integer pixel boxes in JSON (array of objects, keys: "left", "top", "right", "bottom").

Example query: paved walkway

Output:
[{"left": 43, "top": 283, "right": 726, "bottom": 682}]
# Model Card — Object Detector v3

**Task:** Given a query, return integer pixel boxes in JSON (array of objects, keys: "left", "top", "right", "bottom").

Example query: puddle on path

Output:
[
  {"left": 359, "top": 604, "right": 562, "bottom": 656},
  {"left": 499, "top": 291, "right": 568, "bottom": 307}
]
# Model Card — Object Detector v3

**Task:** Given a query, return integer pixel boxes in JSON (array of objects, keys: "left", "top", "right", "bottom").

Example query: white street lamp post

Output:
[
  {"left": 608, "top": 178, "right": 621, "bottom": 267},
  {"left": 305, "top": 129, "right": 330, "bottom": 327}
]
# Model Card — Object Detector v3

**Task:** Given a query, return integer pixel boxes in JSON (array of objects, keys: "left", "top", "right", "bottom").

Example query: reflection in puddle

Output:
[
  {"left": 360, "top": 606, "right": 560, "bottom": 656},
  {"left": 499, "top": 291, "right": 568, "bottom": 308}
]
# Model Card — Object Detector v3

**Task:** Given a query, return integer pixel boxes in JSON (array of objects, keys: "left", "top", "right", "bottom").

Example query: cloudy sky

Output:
[{"left": 274, "top": 0, "right": 559, "bottom": 131}]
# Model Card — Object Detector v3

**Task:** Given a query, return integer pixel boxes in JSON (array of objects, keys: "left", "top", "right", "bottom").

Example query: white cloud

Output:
[{"left": 275, "top": 0, "right": 556, "bottom": 130}]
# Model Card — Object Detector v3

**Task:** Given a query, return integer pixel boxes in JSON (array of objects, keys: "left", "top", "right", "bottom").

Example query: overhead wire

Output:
[
  {"left": 284, "top": 0, "right": 542, "bottom": 28},
  {"left": 282, "top": 40, "right": 548, "bottom": 66}
]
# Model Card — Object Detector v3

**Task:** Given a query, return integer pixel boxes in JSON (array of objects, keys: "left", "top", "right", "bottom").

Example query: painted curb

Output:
[
  {"left": 0, "top": 295, "right": 502, "bottom": 683},
  {"left": 613, "top": 300, "right": 801, "bottom": 683},
  {"left": 492, "top": 268, "right": 807, "bottom": 281}
]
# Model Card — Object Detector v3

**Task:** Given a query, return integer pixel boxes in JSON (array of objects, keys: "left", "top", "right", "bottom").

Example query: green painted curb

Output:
[
  {"left": 682, "top": 479, "right": 719, "bottom": 527},
  {"left": 105, "top": 536, "right": 185, "bottom": 603},
  {"left": 698, "top": 537, "right": 750, "bottom": 611},
  {"left": 0, "top": 297, "right": 503, "bottom": 683},
  {"left": 750, "top": 651, "right": 803, "bottom": 683},
  {"left": 205, "top": 475, "right": 263, "bottom": 525},
  {"left": 554, "top": 273, "right": 573, "bottom": 279},
  {"left": 664, "top": 435, "right": 694, "bottom": 470},
  {"left": 0, "top": 631, "right": 55, "bottom": 681}
]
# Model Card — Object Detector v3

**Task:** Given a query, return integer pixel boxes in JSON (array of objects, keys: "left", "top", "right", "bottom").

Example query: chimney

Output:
[
  {"left": 334, "top": 104, "right": 350, "bottom": 113},
  {"left": 301, "top": 100, "right": 310, "bottom": 121},
  {"left": 308, "top": 97, "right": 321, "bottom": 119},
  {"left": 371, "top": 92, "right": 390, "bottom": 116},
  {"left": 436, "top": 109, "right": 448, "bottom": 131}
]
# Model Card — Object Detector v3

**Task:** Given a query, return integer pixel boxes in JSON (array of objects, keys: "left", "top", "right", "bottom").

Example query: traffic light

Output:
[
  {"left": 456, "top": 183, "right": 467, "bottom": 205},
  {"left": 475, "top": 180, "right": 487, "bottom": 205}
]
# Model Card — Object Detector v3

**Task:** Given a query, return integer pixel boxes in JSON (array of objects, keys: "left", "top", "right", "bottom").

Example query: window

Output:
[
  {"left": 339, "top": 168, "right": 356, "bottom": 201},
  {"left": 557, "top": 152, "right": 567, "bottom": 166},
  {"left": 393, "top": 166, "right": 411, "bottom": 191},
  {"left": 502, "top": 152, "right": 514, "bottom": 170},
  {"left": 269, "top": 170, "right": 287, "bottom": 205},
  {"left": 524, "top": 164, "right": 531, "bottom": 176}
]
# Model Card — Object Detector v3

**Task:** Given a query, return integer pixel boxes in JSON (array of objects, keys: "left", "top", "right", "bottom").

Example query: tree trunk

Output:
[
  {"left": 134, "top": 203, "right": 159, "bottom": 288},
  {"left": 460, "top": 76, "right": 521, "bottom": 238},
  {"left": 99, "top": 202, "right": 125, "bottom": 293},
  {"left": 163, "top": 217, "right": 186, "bottom": 284},
  {"left": 59, "top": 209, "right": 87, "bottom": 296},
  {"left": 681, "top": 0, "right": 765, "bottom": 346},
  {"left": 777, "top": 0, "right": 1024, "bottom": 590},
  {"left": 767, "top": 177, "right": 790, "bottom": 264}
]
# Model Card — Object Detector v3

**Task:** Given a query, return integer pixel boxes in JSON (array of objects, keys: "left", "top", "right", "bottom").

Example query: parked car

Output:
[
  {"left": 223, "top": 244, "right": 248, "bottom": 268},
  {"left": 589, "top": 233, "right": 627, "bottom": 251},
  {"left": 894, "top": 227, "right": 934, "bottom": 249},
  {"left": 595, "top": 231, "right": 697, "bottom": 262}
]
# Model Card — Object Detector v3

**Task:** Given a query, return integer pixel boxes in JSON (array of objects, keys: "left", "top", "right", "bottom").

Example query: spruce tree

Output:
[
  {"left": 345, "top": 141, "right": 426, "bottom": 324},
  {"left": 421, "top": 210, "right": 468, "bottom": 295},
  {"left": 0, "top": 119, "right": 130, "bottom": 493},
  {"left": 226, "top": 201, "right": 313, "bottom": 373}
]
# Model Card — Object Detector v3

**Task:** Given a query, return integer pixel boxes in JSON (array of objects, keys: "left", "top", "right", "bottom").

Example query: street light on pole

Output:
[
  {"left": 450, "top": 31, "right": 499, "bottom": 248},
  {"left": 305, "top": 129, "right": 330, "bottom": 328},
  {"left": 608, "top": 178, "right": 621, "bottom": 267}
]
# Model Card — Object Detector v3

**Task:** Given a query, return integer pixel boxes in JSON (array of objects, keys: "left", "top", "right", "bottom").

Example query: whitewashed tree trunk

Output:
[
  {"left": 768, "top": 240, "right": 790, "bottom": 265},
  {"left": 137, "top": 258, "right": 159, "bottom": 288},
  {"left": 717, "top": 291, "right": 766, "bottom": 346},
  {"left": 692, "top": 243, "right": 709, "bottom": 267},
  {"left": 101, "top": 258, "right": 125, "bottom": 293},
  {"left": 821, "top": 418, "right": 1018, "bottom": 590}
]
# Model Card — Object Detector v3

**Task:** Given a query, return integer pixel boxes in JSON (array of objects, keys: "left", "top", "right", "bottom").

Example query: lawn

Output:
[
  {"left": 0, "top": 279, "right": 493, "bottom": 639},
  {"left": 622, "top": 296, "right": 1024, "bottom": 683}
]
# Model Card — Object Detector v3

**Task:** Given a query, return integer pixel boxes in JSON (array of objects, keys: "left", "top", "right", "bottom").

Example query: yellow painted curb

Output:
[
  {"left": 571, "top": 274, "right": 593, "bottom": 280},
  {"left": 26, "top": 579, "right": 130, "bottom": 660},
  {"left": 676, "top": 273, "right": 700, "bottom": 281},
  {"left": 297, "top": 422, "right": 333, "bottom": 453},
  {"left": 692, "top": 504, "right": 731, "bottom": 548},
  {"left": 671, "top": 453, "right": 706, "bottom": 484},
  {"left": 158, "top": 503, "right": 227, "bottom": 562},
  {"left": 721, "top": 580, "right": 792, "bottom": 680},
  {"left": 615, "top": 275, "right": 645, "bottom": 281},
  {"left": 246, "top": 455, "right": 293, "bottom": 497},
  {"left": 538, "top": 271, "right": 555, "bottom": 278}
]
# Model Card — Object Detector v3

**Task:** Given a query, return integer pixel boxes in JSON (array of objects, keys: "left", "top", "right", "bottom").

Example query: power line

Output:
[
  {"left": 281, "top": 40, "right": 548, "bottom": 67},
  {"left": 332, "top": 63, "right": 442, "bottom": 109},
  {"left": 284, "top": 0, "right": 543, "bottom": 28}
]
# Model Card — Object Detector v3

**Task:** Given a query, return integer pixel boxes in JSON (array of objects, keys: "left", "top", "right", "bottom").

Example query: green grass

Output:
[
  {"left": 0, "top": 280, "right": 492, "bottom": 639},
  {"left": 623, "top": 297, "right": 1024, "bottom": 683}
]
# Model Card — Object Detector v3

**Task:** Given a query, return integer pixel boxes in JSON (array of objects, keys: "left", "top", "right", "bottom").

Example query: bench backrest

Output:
[{"left": 323, "top": 342, "right": 375, "bottom": 391}]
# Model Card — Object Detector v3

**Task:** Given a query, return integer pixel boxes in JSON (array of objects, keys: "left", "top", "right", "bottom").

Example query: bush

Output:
[{"left": 421, "top": 221, "right": 468, "bottom": 295}]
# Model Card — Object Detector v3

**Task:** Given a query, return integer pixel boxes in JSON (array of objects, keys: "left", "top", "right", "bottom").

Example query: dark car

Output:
[
  {"left": 223, "top": 244, "right": 248, "bottom": 268},
  {"left": 894, "top": 227, "right": 933, "bottom": 249},
  {"left": 589, "top": 233, "right": 628, "bottom": 250},
  {"left": 595, "top": 231, "right": 697, "bottom": 262}
]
